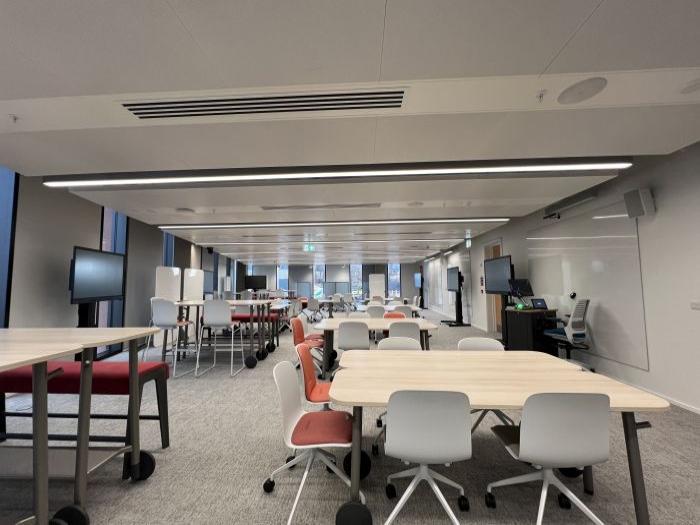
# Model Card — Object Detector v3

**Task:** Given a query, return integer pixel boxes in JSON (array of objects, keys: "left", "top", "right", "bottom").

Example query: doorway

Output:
[{"left": 484, "top": 241, "right": 503, "bottom": 335}]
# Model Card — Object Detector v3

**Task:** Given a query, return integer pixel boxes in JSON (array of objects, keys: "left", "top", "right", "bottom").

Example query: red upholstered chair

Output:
[
  {"left": 295, "top": 343, "right": 330, "bottom": 407},
  {"left": 383, "top": 311, "right": 406, "bottom": 338},
  {"left": 263, "top": 361, "right": 364, "bottom": 523},
  {"left": 291, "top": 317, "right": 324, "bottom": 348}
]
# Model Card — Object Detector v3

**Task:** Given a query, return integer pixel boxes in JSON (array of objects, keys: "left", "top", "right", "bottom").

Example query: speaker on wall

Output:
[{"left": 624, "top": 188, "right": 655, "bottom": 218}]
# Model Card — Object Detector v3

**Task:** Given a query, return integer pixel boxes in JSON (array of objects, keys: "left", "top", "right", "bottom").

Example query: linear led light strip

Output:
[
  {"left": 526, "top": 235, "right": 636, "bottom": 240},
  {"left": 160, "top": 218, "right": 508, "bottom": 230},
  {"left": 43, "top": 162, "right": 632, "bottom": 188},
  {"left": 202, "top": 237, "right": 464, "bottom": 246}
]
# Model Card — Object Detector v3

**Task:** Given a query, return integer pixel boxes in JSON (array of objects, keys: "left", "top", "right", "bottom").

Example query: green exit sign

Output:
[{"left": 303, "top": 244, "right": 315, "bottom": 252}]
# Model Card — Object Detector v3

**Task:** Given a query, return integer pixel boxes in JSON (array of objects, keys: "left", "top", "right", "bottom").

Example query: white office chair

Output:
[
  {"left": 486, "top": 393, "right": 610, "bottom": 525},
  {"left": 337, "top": 322, "right": 370, "bottom": 357},
  {"left": 377, "top": 337, "right": 422, "bottom": 351},
  {"left": 388, "top": 321, "right": 421, "bottom": 343},
  {"left": 348, "top": 311, "right": 369, "bottom": 319},
  {"left": 366, "top": 305, "right": 385, "bottom": 318},
  {"left": 388, "top": 299, "right": 403, "bottom": 306},
  {"left": 384, "top": 391, "right": 472, "bottom": 525},
  {"left": 456, "top": 337, "right": 514, "bottom": 431},
  {"left": 394, "top": 305, "right": 413, "bottom": 318},
  {"left": 195, "top": 299, "right": 245, "bottom": 377},
  {"left": 148, "top": 297, "right": 194, "bottom": 378},
  {"left": 411, "top": 295, "right": 419, "bottom": 306},
  {"left": 263, "top": 361, "right": 364, "bottom": 524},
  {"left": 303, "top": 298, "right": 322, "bottom": 323},
  {"left": 544, "top": 299, "right": 590, "bottom": 360},
  {"left": 342, "top": 293, "right": 355, "bottom": 312}
]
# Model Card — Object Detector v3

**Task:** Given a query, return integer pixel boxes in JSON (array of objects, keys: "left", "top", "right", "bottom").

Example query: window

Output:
[
  {"left": 277, "top": 264, "right": 289, "bottom": 290},
  {"left": 313, "top": 264, "right": 325, "bottom": 298},
  {"left": 162, "top": 232, "right": 174, "bottom": 266},
  {"left": 0, "top": 167, "right": 17, "bottom": 328},
  {"left": 246, "top": 263, "right": 253, "bottom": 276},
  {"left": 350, "top": 264, "right": 363, "bottom": 297},
  {"left": 388, "top": 263, "right": 401, "bottom": 297}
]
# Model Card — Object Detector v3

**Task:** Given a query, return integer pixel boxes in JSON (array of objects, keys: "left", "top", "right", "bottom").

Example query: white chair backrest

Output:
[
  {"left": 378, "top": 337, "right": 422, "bottom": 351},
  {"left": 332, "top": 293, "right": 343, "bottom": 302},
  {"left": 519, "top": 393, "right": 609, "bottom": 468},
  {"left": 372, "top": 295, "right": 384, "bottom": 303},
  {"left": 366, "top": 305, "right": 385, "bottom": 318},
  {"left": 566, "top": 299, "right": 590, "bottom": 339},
  {"left": 151, "top": 297, "right": 178, "bottom": 328},
  {"left": 388, "top": 299, "right": 403, "bottom": 306},
  {"left": 394, "top": 305, "right": 413, "bottom": 318},
  {"left": 241, "top": 289, "right": 253, "bottom": 300},
  {"left": 348, "top": 311, "right": 369, "bottom": 318},
  {"left": 457, "top": 337, "right": 504, "bottom": 351},
  {"left": 342, "top": 293, "right": 354, "bottom": 304},
  {"left": 367, "top": 300, "right": 382, "bottom": 306},
  {"left": 386, "top": 390, "right": 472, "bottom": 464},
  {"left": 306, "top": 298, "right": 320, "bottom": 311},
  {"left": 203, "top": 299, "right": 232, "bottom": 328},
  {"left": 273, "top": 361, "right": 305, "bottom": 446},
  {"left": 389, "top": 321, "right": 421, "bottom": 341},
  {"left": 337, "top": 321, "right": 370, "bottom": 350},
  {"left": 412, "top": 295, "right": 418, "bottom": 306},
  {"left": 222, "top": 290, "right": 236, "bottom": 300}
]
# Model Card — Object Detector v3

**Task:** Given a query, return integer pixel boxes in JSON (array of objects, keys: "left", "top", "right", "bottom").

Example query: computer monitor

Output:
[
  {"left": 484, "top": 255, "right": 513, "bottom": 295},
  {"left": 509, "top": 278, "right": 534, "bottom": 298},
  {"left": 245, "top": 275, "right": 267, "bottom": 290},
  {"left": 531, "top": 298, "right": 548, "bottom": 310},
  {"left": 447, "top": 267, "right": 460, "bottom": 292},
  {"left": 69, "top": 246, "right": 125, "bottom": 304}
]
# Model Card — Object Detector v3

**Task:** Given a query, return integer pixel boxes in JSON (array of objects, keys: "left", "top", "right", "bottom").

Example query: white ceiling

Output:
[{"left": 1, "top": 0, "right": 699, "bottom": 264}]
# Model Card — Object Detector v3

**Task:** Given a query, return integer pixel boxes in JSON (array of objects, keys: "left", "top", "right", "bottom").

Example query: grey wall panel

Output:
[
  {"left": 124, "top": 218, "right": 162, "bottom": 326},
  {"left": 9, "top": 177, "right": 101, "bottom": 327}
]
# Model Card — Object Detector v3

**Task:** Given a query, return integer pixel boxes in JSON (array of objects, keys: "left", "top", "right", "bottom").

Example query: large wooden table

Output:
[
  {"left": 313, "top": 318, "right": 439, "bottom": 376},
  {"left": 329, "top": 350, "right": 669, "bottom": 525},
  {"left": 355, "top": 304, "right": 421, "bottom": 316},
  {"left": 0, "top": 327, "right": 158, "bottom": 524}
]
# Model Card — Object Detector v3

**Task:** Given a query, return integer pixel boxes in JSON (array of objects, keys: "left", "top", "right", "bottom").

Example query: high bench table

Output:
[
  {"left": 0, "top": 327, "right": 159, "bottom": 524},
  {"left": 330, "top": 350, "right": 669, "bottom": 525},
  {"left": 313, "top": 318, "right": 438, "bottom": 378}
]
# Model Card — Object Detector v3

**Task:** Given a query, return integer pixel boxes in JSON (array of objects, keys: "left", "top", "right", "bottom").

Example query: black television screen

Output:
[
  {"left": 203, "top": 270, "right": 215, "bottom": 294},
  {"left": 70, "top": 246, "right": 125, "bottom": 304},
  {"left": 509, "top": 278, "right": 534, "bottom": 297},
  {"left": 447, "top": 267, "right": 460, "bottom": 291},
  {"left": 245, "top": 275, "right": 267, "bottom": 290},
  {"left": 484, "top": 255, "right": 513, "bottom": 294}
]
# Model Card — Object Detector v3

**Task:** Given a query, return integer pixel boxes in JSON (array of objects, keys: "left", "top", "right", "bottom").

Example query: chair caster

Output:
[
  {"left": 266, "top": 342, "right": 276, "bottom": 352},
  {"left": 458, "top": 495, "right": 470, "bottom": 511},
  {"left": 336, "top": 501, "right": 372, "bottom": 525},
  {"left": 125, "top": 450, "right": 156, "bottom": 481},
  {"left": 255, "top": 349, "right": 268, "bottom": 361},
  {"left": 371, "top": 444, "right": 379, "bottom": 456},
  {"left": 376, "top": 417, "right": 383, "bottom": 428},
  {"left": 558, "top": 493, "right": 572, "bottom": 509},
  {"left": 386, "top": 483, "right": 397, "bottom": 499},
  {"left": 343, "top": 450, "right": 372, "bottom": 480},
  {"left": 485, "top": 492, "right": 496, "bottom": 508},
  {"left": 53, "top": 504, "right": 89, "bottom": 525},
  {"left": 559, "top": 467, "right": 583, "bottom": 478},
  {"left": 244, "top": 356, "right": 258, "bottom": 368},
  {"left": 286, "top": 455, "right": 296, "bottom": 469},
  {"left": 263, "top": 478, "right": 275, "bottom": 493}
]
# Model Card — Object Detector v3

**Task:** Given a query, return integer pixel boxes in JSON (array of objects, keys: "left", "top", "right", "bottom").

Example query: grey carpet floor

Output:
[{"left": 1, "top": 310, "right": 698, "bottom": 524}]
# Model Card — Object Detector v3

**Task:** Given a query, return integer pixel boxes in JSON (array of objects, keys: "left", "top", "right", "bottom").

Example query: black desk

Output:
[{"left": 504, "top": 308, "right": 558, "bottom": 354}]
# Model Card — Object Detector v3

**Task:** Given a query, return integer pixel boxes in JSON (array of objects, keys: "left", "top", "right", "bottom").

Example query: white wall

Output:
[
  {"left": 400, "top": 262, "right": 421, "bottom": 300},
  {"left": 468, "top": 142, "right": 700, "bottom": 412},
  {"left": 423, "top": 245, "right": 471, "bottom": 322},
  {"left": 9, "top": 177, "right": 102, "bottom": 327}
]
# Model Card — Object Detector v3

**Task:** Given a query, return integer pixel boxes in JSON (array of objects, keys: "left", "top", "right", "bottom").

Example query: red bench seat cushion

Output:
[{"left": 0, "top": 361, "right": 169, "bottom": 395}]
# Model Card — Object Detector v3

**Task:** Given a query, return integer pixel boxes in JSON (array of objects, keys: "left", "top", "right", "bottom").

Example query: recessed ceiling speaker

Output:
[
  {"left": 557, "top": 77, "right": 608, "bottom": 105},
  {"left": 624, "top": 188, "right": 655, "bottom": 218}
]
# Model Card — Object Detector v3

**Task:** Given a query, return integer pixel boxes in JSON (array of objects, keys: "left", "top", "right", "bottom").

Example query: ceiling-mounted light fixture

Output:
[
  {"left": 42, "top": 158, "right": 631, "bottom": 189},
  {"left": 201, "top": 237, "right": 464, "bottom": 246},
  {"left": 160, "top": 217, "right": 509, "bottom": 230}
]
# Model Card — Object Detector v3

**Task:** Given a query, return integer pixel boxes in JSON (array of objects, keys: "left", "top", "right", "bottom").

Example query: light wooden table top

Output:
[
  {"left": 0, "top": 341, "right": 86, "bottom": 372},
  {"left": 0, "top": 327, "right": 159, "bottom": 347},
  {"left": 330, "top": 350, "right": 669, "bottom": 412},
  {"left": 314, "top": 318, "right": 438, "bottom": 332}
]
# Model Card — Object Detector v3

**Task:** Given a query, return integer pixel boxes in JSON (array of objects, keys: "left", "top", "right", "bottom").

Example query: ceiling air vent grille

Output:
[{"left": 123, "top": 90, "right": 404, "bottom": 119}]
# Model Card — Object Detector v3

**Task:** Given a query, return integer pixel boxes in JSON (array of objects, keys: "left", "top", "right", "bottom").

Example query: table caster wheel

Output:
[
  {"left": 53, "top": 504, "right": 89, "bottom": 525},
  {"left": 244, "top": 355, "right": 258, "bottom": 368},
  {"left": 458, "top": 495, "right": 470, "bottom": 511},
  {"left": 343, "top": 450, "right": 371, "bottom": 480},
  {"left": 336, "top": 501, "right": 372, "bottom": 525},
  {"left": 485, "top": 492, "right": 496, "bottom": 508},
  {"left": 558, "top": 493, "right": 572, "bottom": 509},
  {"left": 385, "top": 483, "right": 397, "bottom": 499},
  {"left": 559, "top": 467, "right": 583, "bottom": 478},
  {"left": 286, "top": 455, "right": 296, "bottom": 469},
  {"left": 255, "top": 349, "right": 268, "bottom": 361},
  {"left": 263, "top": 478, "right": 275, "bottom": 493},
  {"left": 266, "top": 342, "right": 276, "bottom": 352},
  {"left": 371, "top": 444, "right": 379, "bottom": 456},
  {"left": 127, "top": 450, "right": 155, "bottom": 481}
]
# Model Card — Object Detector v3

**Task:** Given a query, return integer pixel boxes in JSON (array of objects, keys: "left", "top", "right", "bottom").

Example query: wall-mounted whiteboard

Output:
[
  {"left": 183, "top": 268, "right": 204, "bottom": 300},
  {"left": 155, "top": 266, "right": 181, "bottom": 301},
  {"left": 369, "top": 273, "right": 386, "bottom": 299},
  {"left": 527, "top": 202, "right": 648, "bottom": 370}
]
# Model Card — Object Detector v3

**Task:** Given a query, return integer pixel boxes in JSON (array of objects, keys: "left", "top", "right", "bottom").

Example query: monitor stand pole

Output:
[
  {"left": 75, "top": 302, "right": 98, "bottom": 360},
  {"left": 442, "top": 287, "right": 470, "bottom": 327}
]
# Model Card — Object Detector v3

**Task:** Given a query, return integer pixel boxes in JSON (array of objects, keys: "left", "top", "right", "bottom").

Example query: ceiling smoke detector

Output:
[{"left": 557, "top": 77, "right": 607, "bottom": 105}]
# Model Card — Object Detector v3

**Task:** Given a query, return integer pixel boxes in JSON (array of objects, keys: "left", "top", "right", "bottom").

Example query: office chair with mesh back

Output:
[
  {"left": 486, "top": 393, "right": 609, "bottom": 525},
  {"left": 544, "top": 299, "right": 590, "bottom": 360}
]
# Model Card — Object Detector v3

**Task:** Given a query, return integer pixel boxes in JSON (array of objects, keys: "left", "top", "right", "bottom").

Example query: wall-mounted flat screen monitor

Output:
[
  {"left": 484, "top": 255, "right": 513, "bottom": 295},
  {"left": 509, "top": 278, "right": 534, "bottom": 297},
  {"left": 414, "top": 273, "right": 421, "bottom": 288},
  {"left": 203, "top": 270, "right": 215, "bottom": 294},
  {"left": 447, "top": 267, "right": 460, "bottom": 291},
  {"left": 70, "top": 246, "right": 125, "bottom": 304},
  {"left": 245, "top": 275, "right": 267, "bottom": 290}
]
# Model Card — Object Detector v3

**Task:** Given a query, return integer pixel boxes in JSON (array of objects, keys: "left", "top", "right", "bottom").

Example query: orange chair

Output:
[
  {"left": 383, "top": 311, "right": 406, "bottom": 338},
  {"left": 296, "top": 343, "right": 331, "bottom": 407},
  {"left": 291, "top": 317, "right": 324, "bottom": 348}
]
